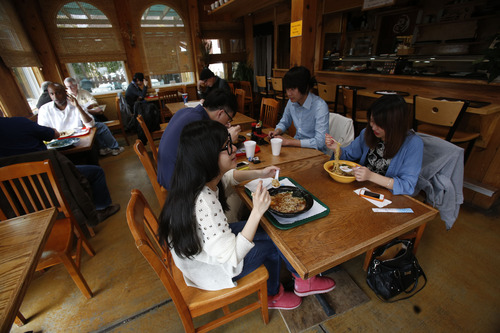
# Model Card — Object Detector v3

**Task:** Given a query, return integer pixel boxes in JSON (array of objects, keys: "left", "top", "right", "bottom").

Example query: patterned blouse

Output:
[{"left": 366, "top": 141, "right": 392, "bottom": 176}]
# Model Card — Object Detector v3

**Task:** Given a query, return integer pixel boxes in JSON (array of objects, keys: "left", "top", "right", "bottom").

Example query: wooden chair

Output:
[
  {"left": 228, "top": 82, "right": 235, "bottom": 94},
  {"left": 259, "top": 98, "right": 280, "bottom": 129},
  {"left": 271, "top": 77, "right": 288, "bottom": 111},
  {"left": 158, "top": 90, "right": 181, "bottom": 123},
  {"left": 133, "top": 140, "right": 167, "bottom": 206},
  {"left": 234, "top": 88, "right": 246, "bottom": 116},
  {"left": 0, "top": 160, "right": 95, "bottom": 300},
  {"left": 239, "top": 81, "right": 254, "bottom": 116},
  {"left": 136, "top": 114, "right": 165, "bottom": 165},
  {"left": 256, "top": 75, "right": 273, "bottom": 98},
  {"left": 126, "top": 189, "right": 269, "bottom": 333},
  {"left": 341, "top": 87, "right": 368, "bottom": 136},
  {"left": 317, "top": 83, "right": 337, "bottom": 113},
  {"left": 106, "top": 98, "right": 130, "bottom": 146},
  {"left": 413, "top": 95, "right": 479, "bottom": 162}
]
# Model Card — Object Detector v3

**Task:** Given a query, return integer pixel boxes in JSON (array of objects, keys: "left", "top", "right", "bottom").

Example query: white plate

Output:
[
  {"left": 47, "top": 137, "right": 80, "bottom": 149},
  {"left": 59, "top": 129, "right": 75, "bottom": 138}
]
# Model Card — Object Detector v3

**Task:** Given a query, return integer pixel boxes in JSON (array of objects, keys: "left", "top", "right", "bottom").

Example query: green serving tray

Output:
[{"left": 245, "top": 177, "right": 330, "bottom": 230}]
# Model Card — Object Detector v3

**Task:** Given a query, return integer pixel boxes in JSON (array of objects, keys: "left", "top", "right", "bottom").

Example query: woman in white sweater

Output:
[{"left": 159, "top": 120, "right": 335, "bottom": 310}]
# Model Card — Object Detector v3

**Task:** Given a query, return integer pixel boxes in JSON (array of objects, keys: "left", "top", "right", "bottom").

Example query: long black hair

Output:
[
  {"left": 365, "top": 95, "right": 411, "bottom": 158},
  {"left": 158, "top": 120, "right": 230, "bottom": 258}
]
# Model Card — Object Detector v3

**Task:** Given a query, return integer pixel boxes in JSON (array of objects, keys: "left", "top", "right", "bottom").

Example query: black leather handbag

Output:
[{"left": 366, "top": 239, "right": 427, "bottom": 302}]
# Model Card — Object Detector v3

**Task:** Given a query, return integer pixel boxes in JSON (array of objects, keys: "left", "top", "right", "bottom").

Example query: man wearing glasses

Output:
[
  {"left": 157, "top": 89, "right": 241, "bottom": 191},
  {"left": 197, "top": 68, "right": 231, "bottom": 100}
]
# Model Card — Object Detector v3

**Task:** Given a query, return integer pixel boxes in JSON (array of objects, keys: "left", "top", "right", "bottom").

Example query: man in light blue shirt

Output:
[{"left": 268, "top": 66, "right": 329, "bottom": 153}]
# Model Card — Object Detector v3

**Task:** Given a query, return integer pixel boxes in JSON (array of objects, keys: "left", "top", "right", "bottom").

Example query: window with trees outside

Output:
[
  {"left": 55, "top": 1, "right": 128, "bottom": 94},
  {"left": 140, "top": 4, "right": 194, "bottom": 87}
]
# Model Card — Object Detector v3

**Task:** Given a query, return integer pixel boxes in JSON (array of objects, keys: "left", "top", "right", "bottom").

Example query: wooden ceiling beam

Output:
[{"left": 210, "top": 0, "right": 286, "bottom": 20}]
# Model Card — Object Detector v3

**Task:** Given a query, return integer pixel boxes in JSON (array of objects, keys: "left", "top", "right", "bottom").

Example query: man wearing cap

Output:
[
  {"left": 125, "top": 72, "right": 149, "bottom": 111},
  {"left": 197, "top": 68, "right": 231, "bottom": 100}
]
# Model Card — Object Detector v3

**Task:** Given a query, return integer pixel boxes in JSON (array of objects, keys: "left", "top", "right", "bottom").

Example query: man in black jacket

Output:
[
  {"left": 196, "top": 68, "right": 231, "bottom": 100},
  {"left": 125, "top": 72, "right": 149, "bottom": 111}
]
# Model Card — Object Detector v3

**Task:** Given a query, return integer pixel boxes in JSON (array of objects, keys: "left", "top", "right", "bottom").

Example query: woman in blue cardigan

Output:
[{"left": 326, "top": 95, "right": 423, "bottom": 195}]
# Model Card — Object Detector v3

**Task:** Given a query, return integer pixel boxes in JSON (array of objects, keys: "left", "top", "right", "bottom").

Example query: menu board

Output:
[{"left": 362, "top": 0, "right": 395, "bottom": 11}]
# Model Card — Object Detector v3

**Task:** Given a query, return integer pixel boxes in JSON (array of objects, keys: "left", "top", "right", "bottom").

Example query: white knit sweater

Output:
[{"left": 171, "top": 169, "right": 255, "bottom": 290}]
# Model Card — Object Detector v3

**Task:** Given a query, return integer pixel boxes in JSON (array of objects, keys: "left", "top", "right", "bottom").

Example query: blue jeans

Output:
[
  {"left": 230, "top": 221, "right": 297, "bottom": 296},
  {"left": 75, "top": 165, "right": 112, "bottom": 210},
  {"left": 95, "top": 122, "right": 119, "bottom": 149}
]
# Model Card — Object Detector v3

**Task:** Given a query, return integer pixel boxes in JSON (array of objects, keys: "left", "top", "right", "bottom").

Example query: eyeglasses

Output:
[
  {"left": 220, "top": 133, "right": 234, "bottom": 155},
  {"left": 222, "top": 108, "right": 234, "bottom": 123}
]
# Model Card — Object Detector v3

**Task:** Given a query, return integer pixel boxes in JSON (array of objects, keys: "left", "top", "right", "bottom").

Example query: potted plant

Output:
[
  {"left": 475, "top": 33, "right": 500, "bottom": 83},
  {"left": 233, "top": 61, "right": 254, "bottom": 82}
]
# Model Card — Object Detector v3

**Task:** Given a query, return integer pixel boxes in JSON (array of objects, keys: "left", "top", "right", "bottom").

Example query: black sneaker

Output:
[{"left": 97, "top": 203, "right": 121, "bottom": 223}]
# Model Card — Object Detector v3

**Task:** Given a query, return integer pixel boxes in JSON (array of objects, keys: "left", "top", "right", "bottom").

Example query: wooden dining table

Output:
[
  {"left": 235, "top": 154, "right": 438, "bottom": 279},
  {"left": 0, "top": 208, "right": 57, "bottom": 333},
  {"left": 165, "top": 101, "right": 257, "bottom": 130},
  {"left": 236, "top": 128, "right": 325, "bottom": 168},
  {"left": 48, "top": 127, "right": 98, "bottom": 165}
]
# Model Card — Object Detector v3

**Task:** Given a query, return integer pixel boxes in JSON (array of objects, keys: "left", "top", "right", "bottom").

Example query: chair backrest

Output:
[
  {"left": 235, "top": 88, "right": 246, "bottom": 115},
  {"left": 0, "top": 160, "right": 73, "bottom": 222},
  {"left": 133, "top": 139, "right": 167, "bottom": 206},
  {"left": 259, "top": 98, "right": 279, "bottom": 128},
  {"left": 239, "top": 81, "right": 253, "bottom": 102},
  {"left": 413, "top": 96, "right": 470, "bottom": 141},
  {"left": 342, "top": 87, "right": 355, "bottom": 110},
  {"left": 326, "top": 113, "right": 355, "bottom": 156},
  {"left": 228, "top": 82, "right": 235, "bottom": 94},
  {"left": 256, "top": 76, "right": 267, "bottom": 89},
  {"left": 137, "top": 114, "right": 159, "bottom": 164},
  {"left": 317, "top": 83, "right": 336, "bottom": 103},
  {"left": 126, "top": 189, "right": 193, "bottom": 330},
  {"left": 271, "top": 78, "right": 283, "bottom": 92},
  {"left": 158, "top": 90, "right": 181, "bottom": 122},
  {"left": 341, "top": 87, "right": 360, "bottom": 121}
]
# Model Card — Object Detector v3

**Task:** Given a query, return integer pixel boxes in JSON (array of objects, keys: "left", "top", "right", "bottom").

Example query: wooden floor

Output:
[{"left": 9, "top": 136, "right": 500, "bottom": 333}]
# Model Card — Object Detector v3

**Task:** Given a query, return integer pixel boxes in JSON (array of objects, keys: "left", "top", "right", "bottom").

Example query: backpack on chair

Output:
[{"left": 134, "top": 101, "right": 161, "bottom": 145}]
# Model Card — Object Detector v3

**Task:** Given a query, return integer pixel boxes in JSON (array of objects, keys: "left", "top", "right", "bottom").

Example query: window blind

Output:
[{"left": 0, "top": 1, "right": 40, "bottom": 68}]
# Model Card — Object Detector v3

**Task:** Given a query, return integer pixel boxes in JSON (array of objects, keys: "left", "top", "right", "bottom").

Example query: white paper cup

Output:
[
  {"left": 244, "top": 140, "right": 256, "bottom": 160},
  {"left": 271, "top": 138, "right": 283, "bottom": 156}
]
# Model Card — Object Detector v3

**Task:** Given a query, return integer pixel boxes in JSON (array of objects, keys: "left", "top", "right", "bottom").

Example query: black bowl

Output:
[{"left": 268, "top": 186, "right": 313, "bottom": 217}]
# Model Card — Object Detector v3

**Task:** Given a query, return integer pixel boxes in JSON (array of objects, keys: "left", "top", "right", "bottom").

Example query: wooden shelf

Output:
[
  {"left": 415, "top": 14, "right": 497, "bottom": 27},
  {"left": 208, "top": 0, "right": 285, "bottom": 18}
]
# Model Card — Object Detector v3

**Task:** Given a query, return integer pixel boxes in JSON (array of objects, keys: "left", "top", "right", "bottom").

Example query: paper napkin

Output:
[{"left": 354, "top": 187, "right": 392, "bottom": 208}]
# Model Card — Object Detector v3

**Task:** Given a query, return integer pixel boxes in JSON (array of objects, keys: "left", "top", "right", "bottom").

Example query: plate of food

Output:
[
  {"left": 267, "top": 186, "right": 314, "bottom": 217},
  {"left": 59, "top": 129, "right": 75, "bottom": 138},
  {"left": 46, "top": 137, "right": 80, "bottom": 149}
]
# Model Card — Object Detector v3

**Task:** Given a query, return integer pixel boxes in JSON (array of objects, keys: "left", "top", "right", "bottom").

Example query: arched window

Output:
[
  {"left": 140, "top": 4, "right": 194, "bottom": 86},
  {"left": 53, "top": 2, "right": 127, "bottom": 94}
]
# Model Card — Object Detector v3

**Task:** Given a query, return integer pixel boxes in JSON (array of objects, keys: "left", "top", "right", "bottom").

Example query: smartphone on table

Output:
[
  {"left": 359, "top": 189, "right": 384, "bottom": 202},
  {"left": 236, "top": 161, "right": 250, "bottom": 170}
]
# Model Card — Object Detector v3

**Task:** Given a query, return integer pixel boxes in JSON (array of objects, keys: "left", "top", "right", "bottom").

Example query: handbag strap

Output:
[{"left": 377, "top": 268, "right": 427, "bottom": 303}]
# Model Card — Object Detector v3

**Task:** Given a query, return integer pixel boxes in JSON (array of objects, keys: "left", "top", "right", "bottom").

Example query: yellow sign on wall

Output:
[{"left": 290, "top": 20, "right": 302, "bottom": 38}]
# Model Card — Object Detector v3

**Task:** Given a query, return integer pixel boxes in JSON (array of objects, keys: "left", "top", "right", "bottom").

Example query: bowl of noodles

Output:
[
  {"left": 268, "top": 186, "right": 313, "bottom": 217},
  {"left": 323, "top": 160, "right": 360, "bottom": 183}
]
